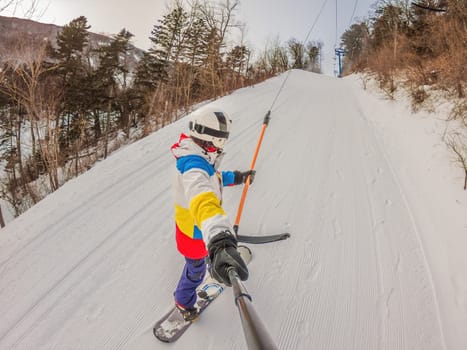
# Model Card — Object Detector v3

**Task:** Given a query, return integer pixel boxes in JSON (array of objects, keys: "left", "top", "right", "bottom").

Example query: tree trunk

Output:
[
  {"left": 0, "top": 206, "right": 5, "bottom": 228},
  {"left": 93, "top": 111, "right": 102, "bottom": 141},
  {"left": 104, "top": 100, "right": 111, "bottom": 159},
  {"left": 15, "top": 114, "right": 32, "bottom": 201}
]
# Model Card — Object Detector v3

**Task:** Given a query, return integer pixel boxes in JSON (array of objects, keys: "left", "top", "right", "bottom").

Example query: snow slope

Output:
[{"left": 0, "top": 70, "right": 466, "bottom": 350}]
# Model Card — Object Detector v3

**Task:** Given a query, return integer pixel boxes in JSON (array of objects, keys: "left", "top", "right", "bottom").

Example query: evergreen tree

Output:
[
  {"left": 226, "top": 45, "right": 249, "bottom": 74},
  {"left": 148, "top": 4, "right": 189, "bottom": 81},
  {"left": 47, "top": 16, "right": 92, "bottom": 149},
  {"left": 306, "top": 41, "right": 323, "bottom": 73},
  {"left": 224, "top": 45, "right": 249, "bottom": 89},
  {"left": 287, "top": 38, "right": 306, "bottom": 69},
  {"left": 371, "top": 4, "right": 408, "bottom": 50},
  {"left": 341, "top": 23, "right": 369, "bottom": 70},
  {"left": 93, "top": 29, "right": 134, "bottom": 139},
  {"left": 202, "top": 27, "right": 224, "bottom": 95},
  {"left": 184, "top": 16, "right": 210, "bottom": 67},
  {"left": 133, "top": 4, "right": 190, "bottom": 109}
]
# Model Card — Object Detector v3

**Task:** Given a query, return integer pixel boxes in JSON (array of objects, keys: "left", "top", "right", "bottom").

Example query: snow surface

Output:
[{"left": 0, "top": 70, "right": 466, "bottom": 350}]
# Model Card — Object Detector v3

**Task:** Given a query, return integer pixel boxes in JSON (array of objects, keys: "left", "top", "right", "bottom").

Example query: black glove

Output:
[
  {"left": 233, "top": 170, "right": 256, "bottom": 185},
  {"left": 208, "top": 231, "right": 249, "bottom": 286}
]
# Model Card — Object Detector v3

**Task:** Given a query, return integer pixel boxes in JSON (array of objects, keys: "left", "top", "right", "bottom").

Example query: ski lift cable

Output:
[
  {"left": 348, "top": 0, "right": 360, "bottom": 27},
  {"left": 335, "top": 0, "right": 338, "bottom": 48},
  {"left": 234, "top": 0, "right": 330, "bottom": 233},
  {"left": 268, "top": 0, "right": 330, "bottom": 112}
]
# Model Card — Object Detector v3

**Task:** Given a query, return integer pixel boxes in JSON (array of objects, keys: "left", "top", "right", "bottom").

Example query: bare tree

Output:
[
  {"left": 445, "top": 132, "right": 467, "bottom": 190},
  {"left": 249, "top": 36, "right": 289, "bottom": 80},
  {"left": 0, "top": 0, "right": 45, "bottom": 18},
  {"left": 0, "top": 38, "right": 61, "bottom": 205},
  {"left": 287, "top": 38, "right": 306, "bottom": 69},
  {"left": 200, "top": 0, "right": 240, "bottom": 44},
  {"left": 0, "top": 0, "right": 20, "bottom": 13},
  {"left": 198, "top": 0, "right": 241, "bottom": 95}
]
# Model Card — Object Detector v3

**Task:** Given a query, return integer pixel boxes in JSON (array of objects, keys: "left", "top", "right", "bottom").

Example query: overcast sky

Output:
[{"left": 8, "top": 0, "right": 378, "bottom": 75}]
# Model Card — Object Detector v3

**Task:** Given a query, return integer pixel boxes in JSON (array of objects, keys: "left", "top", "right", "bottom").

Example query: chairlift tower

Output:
[{"left": 334, "top": 47, "right": 346, "bottom": 78}]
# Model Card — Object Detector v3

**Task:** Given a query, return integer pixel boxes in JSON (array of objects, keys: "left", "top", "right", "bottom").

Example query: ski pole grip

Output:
[{"left": 263, "top": 110, "right": 271, "bottom": 125}]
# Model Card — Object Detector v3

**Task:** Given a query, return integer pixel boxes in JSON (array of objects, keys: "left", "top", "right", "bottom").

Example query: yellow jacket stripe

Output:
[{"left": 189, "top": 191, "right": 226, "bottom": 230}]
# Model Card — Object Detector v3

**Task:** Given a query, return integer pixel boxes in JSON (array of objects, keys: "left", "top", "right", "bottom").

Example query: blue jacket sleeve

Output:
[{"left": 222, "top": 171, "right": 236, "bottom": 186}]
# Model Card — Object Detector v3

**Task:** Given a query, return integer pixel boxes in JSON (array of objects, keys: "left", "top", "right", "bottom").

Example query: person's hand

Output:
[
  {"left": 233, "top": 170, "right": 256, "bottom": 185},
  {"left": 208, "top": 231, "right": 249, "bottom": 286}
]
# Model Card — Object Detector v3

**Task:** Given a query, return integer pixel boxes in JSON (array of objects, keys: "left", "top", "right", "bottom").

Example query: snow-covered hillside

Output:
[{"left": 0, "top": 70, "right": 466, "bottom": 349}]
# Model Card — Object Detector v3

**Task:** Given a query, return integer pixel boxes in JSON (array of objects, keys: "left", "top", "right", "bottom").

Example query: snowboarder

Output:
[{"left": 170, "top": 105, "right": 254, "bottom": 321}]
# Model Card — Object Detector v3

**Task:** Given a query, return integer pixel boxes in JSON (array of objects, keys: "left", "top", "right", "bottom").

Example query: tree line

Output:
[
  {"left": 341, "top": 0, "right": 465, "bottom": 101},
  {"left": 341, "top": 0, "right": 466, "bottom": 189},
  {"left": 0, "top": 0, "right": 323, "bottom": 220}
]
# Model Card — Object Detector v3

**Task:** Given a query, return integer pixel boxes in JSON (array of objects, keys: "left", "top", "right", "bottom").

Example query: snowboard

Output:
[{"left": 153, "top": 246, "right": 252, "bottom": 343}]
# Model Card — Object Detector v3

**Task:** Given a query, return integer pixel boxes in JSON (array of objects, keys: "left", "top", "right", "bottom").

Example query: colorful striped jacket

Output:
[{"left": 171, "top": 134, "right": 237, "bottom": 259}]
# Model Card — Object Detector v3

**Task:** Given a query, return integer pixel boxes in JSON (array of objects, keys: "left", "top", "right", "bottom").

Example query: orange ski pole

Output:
[{"left": 233, "top": 111, "right": 271, "bottom": 234}]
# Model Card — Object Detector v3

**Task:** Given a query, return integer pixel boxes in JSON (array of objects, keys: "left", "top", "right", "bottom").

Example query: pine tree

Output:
[
  {"left": 226, "top": 45, "right": 249, "bottom": 74},
  {"left": 226, "top": 45, "right": 250, "bottom": 88},
  {"left": 341, "top": 23, "right": 369, "bottom": 71},
  {"left": 184, "top": 16, "right": 209, "bottom": 67},
  {"left": 47, "top": 16, "right": 92, "bottom": 149},
  {"left": 133, "top": 5, "right": 189, "bottom": 96},
  {"left": 93, "top": 28, "right": 134, "bottom": 139},
  {"left": 148, "top": 4, "right": 189, "bottom": 81},
  {"left": 287, "top": 38, "right": 306, "bottom": 69},
  {"left": 179, "top": 10, "right": 210, "bottom": 102},
  {"left": 306, "top": 41, "right": 323, "bottom": 73}
]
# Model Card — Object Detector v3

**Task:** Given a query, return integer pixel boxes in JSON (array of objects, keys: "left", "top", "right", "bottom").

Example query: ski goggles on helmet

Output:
[{"left": 189, "top": 122, "right": 230, "bottom": 139}]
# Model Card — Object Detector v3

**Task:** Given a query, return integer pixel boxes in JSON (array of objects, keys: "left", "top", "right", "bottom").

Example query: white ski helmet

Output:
[{"left": 189, "top": 106, "right": 232, "bottom": 149}]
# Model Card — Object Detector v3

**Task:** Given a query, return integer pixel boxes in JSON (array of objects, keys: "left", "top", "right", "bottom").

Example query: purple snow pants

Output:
[{"left": 174, "top": 258, "right": 206, "bottom": 308}]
